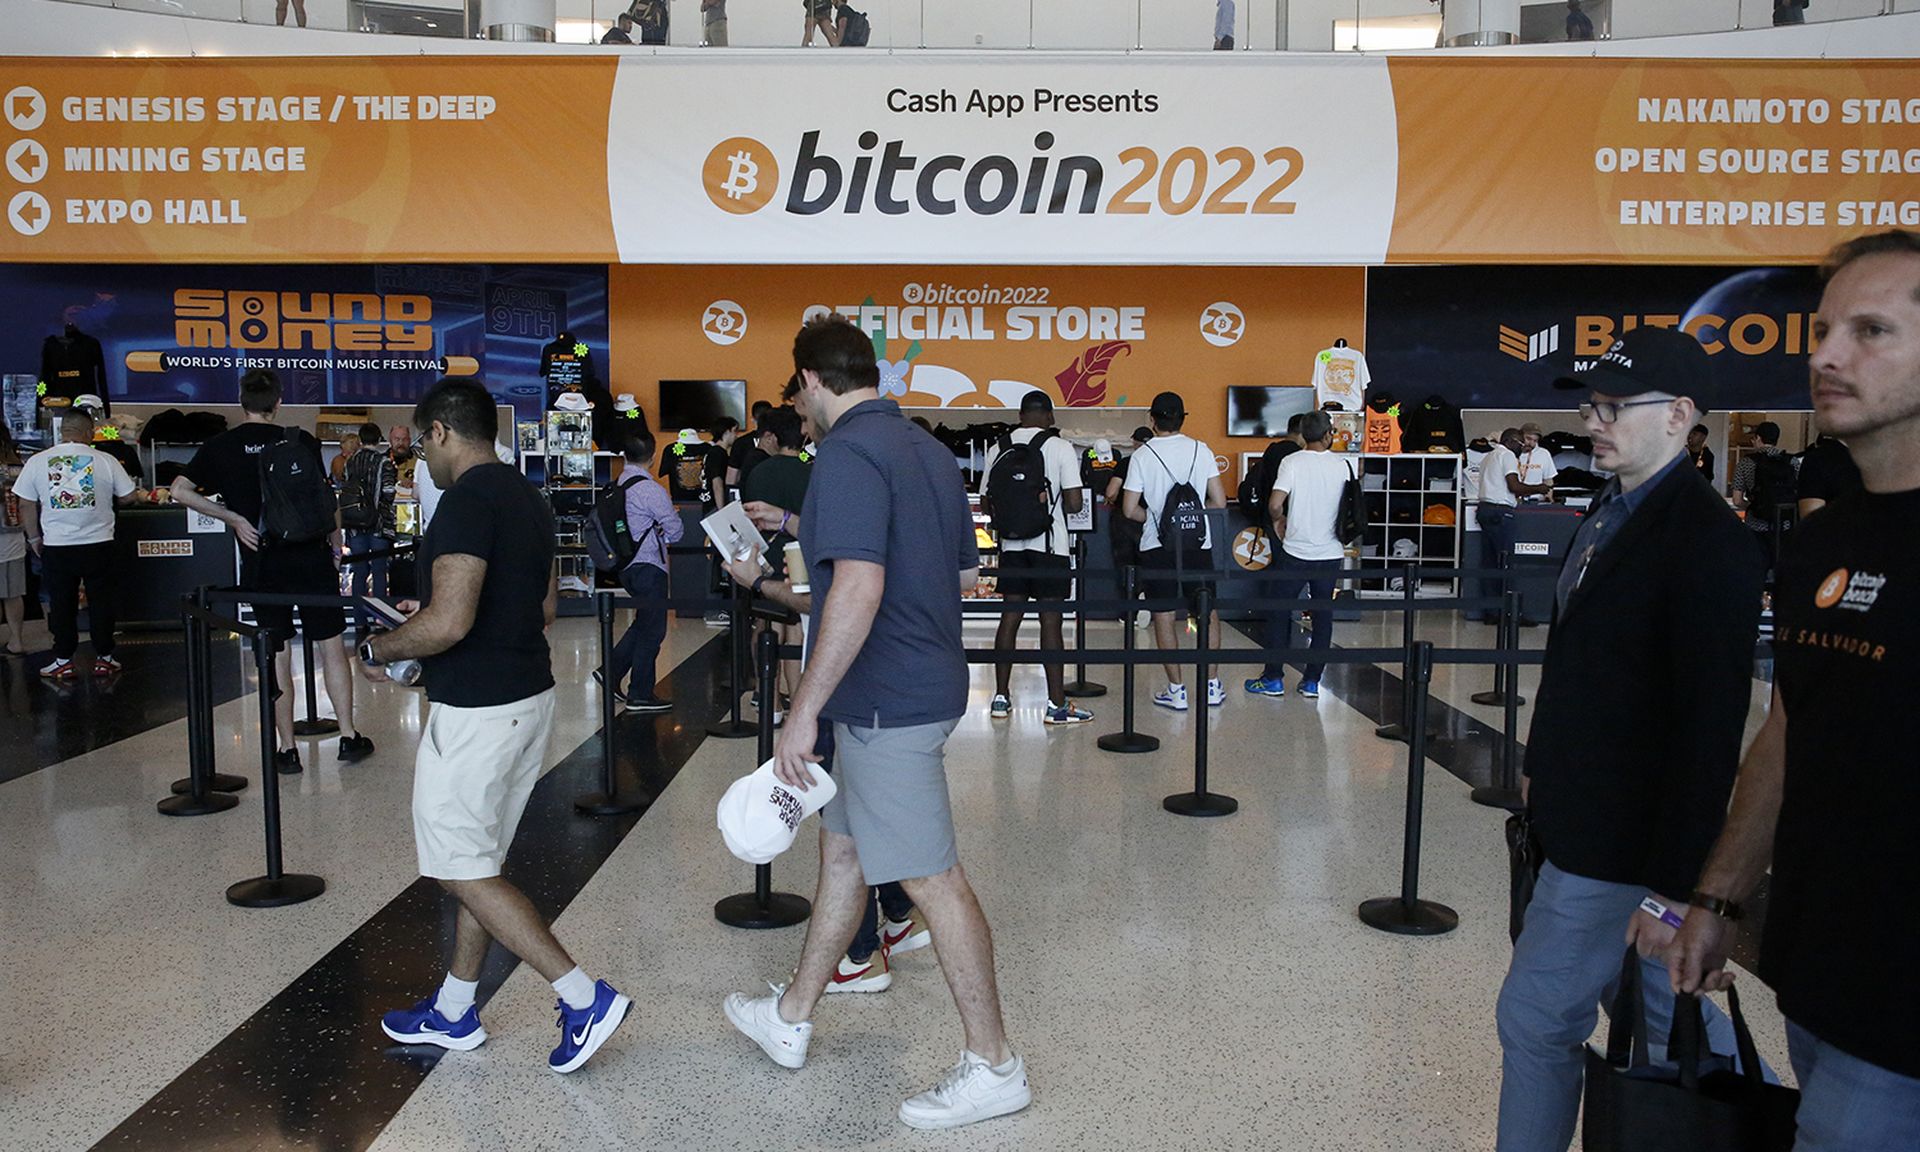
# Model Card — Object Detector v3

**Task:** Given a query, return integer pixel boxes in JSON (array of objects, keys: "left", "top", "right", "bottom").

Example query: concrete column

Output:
[
  {"left": 1441, "top": 0, "right": 1519, "bottom": 46},
  {"left": 483, "top": 0, "right": 555, "bottom": 40}
]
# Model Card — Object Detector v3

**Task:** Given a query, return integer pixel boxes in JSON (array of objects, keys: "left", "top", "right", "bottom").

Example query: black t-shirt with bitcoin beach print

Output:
[{"left": 1760, "top": 487, "right": 1920, "bottom": 1078}]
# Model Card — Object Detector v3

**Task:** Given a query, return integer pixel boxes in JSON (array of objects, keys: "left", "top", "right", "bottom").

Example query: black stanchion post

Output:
[
  {"left": 1471, "top": 587, "right": 1528, "bottom": 810},
  {"left": 715, "top": 628, "right": 812, "bottom": 930},
  {"left": 1375, "top": 561, "right": 1424, "bottom": 743},
  {"left": 160, "top": 593, "right": 239, "bottom": 817},
  {"left": 1358, "top": 641, "right": 1458, "bottom": 936},
  {"left": 171, "top": 586, "right": 247, "bottom": 797},
  {"left": 707, "top": 582, "right": 757, "bottom": 739},
  {"left": 1062, "top": 534, "right": 1106, "bottom": 699},
  {"left": 1163, "top": 585, "right": 1237, "bottom": 818},
  {"left": 577, "top": 591, "right": 646, "bottom": 817},
  {"left": 1472, "top": 549, "right": 1527, "bottom": 708},
  {"left": 291, "top": 624, "right": 339, "bottom": 737},
  {"left": 227, "top": 628, "right": 326, "bottom": 908},
  {"left": 1098, "top": 565, "right": 1159, "bottom": 754}
]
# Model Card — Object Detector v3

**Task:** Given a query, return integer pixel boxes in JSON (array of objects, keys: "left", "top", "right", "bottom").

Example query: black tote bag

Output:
[
  {"left": 1506, "top": 811, "right": 1543, "bottom": 944},
  {"left": 1582, "top": 948, "right": 1799, "bottom": 1152}
]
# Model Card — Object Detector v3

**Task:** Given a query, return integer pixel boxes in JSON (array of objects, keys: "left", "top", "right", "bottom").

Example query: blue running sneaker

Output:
[
  {"left": 549, "top": 980, "right": 633, "bottom": 1074},
  {"left": 1299, "top": 680, "right": 1321, "bottom": 699},
  {"left": 381, "top": 998, "right": 488, "bottom": 1051},
  {"left": 1243, "top": 677, "right": 1285, "bottom": 698}
]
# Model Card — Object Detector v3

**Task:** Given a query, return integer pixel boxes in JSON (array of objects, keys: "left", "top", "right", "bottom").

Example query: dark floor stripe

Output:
[
  {"left": 0, "top": 638, "right": 248, "bottom": 783},
  {"left": 90, "top": 634, "right": 731, "bottom": 1152},
  {"left": 1241, "top": 623, "right": 1770, "bottom": 972}
]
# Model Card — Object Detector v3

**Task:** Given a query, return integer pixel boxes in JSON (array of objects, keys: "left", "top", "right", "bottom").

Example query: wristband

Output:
[
  {"left": 751, "top": 574, "right": 768, "bottom": 597},
  {"left": 779, "top": 511, "right": 791, "bottom": 533},
  {"left": 1638, "top": 896, "right": 1685, "bottom": 931},
  {"left": 1691, "top": 892, "right": 1744, "bottom": 921}
]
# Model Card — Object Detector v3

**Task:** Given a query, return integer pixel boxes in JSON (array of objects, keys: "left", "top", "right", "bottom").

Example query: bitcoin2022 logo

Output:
[
  {"left": 704, "top": 138, "right": 779, "bottom": 215},
  {"left": 1200, "top": 302, "right": 1245, "bottom": 348},
  {"left": 703, "top": 300, "right": 748, "bottom": 346}
]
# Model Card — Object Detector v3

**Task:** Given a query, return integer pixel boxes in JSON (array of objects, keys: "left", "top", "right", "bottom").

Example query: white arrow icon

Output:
[
  {"left": 7, "top": 139, "right": 48, "bottom": 184},
  {"left": 8, "top": 190, "right": 50, "bottom": 237},
  {"left": 4, "top": 87, "right": 47, "bottom": 132}
]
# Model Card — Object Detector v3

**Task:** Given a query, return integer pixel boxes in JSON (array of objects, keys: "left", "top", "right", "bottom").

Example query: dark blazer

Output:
[{"left": 1525, "top": 460, "right": 1764, "bottom": 901}]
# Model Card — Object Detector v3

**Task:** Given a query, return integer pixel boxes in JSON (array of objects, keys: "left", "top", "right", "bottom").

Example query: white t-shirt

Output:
[
  {"left": 1478, "top": 443, "right": 1521, "bottom": 508},
  {"left": 1310, "top": 346, "right": 1371, "bottom": 412},
  {"left": 12, "top": 443, "right": 135, "bottom": 547},
  {"left": 1516, "top": 446, "right": 1558, "bottom": 498},
  {"left": 1123, "top": 434, "right": 1219, "bottom": 552},
  {"left": 1271, "top": 448, "right": 1353, "bottom": 562},
  {"left": 980, "top": 427, "right": 1082, "bottom": 555}
]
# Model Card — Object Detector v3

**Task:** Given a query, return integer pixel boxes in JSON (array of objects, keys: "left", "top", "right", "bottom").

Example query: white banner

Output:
[{"left": 608, "top": 56, "right": 1399, "bottom": 266}]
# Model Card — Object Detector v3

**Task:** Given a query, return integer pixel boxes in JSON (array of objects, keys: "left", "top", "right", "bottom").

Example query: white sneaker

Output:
[
  {"left": 898, "top": 1051, "right": 1033, "bottom": 1131},
  {"left": 723, "top": 983, "right": 812, "bottom": 1069},
  {"left": 1206, "top": 678, "right": 1226, "bottom": 707},
  {"left": 1152, "top": 683, "right": 1188, "bottom": 711},
  {"left": 822, "top": 951, "right": 892, "bottom": 995}
]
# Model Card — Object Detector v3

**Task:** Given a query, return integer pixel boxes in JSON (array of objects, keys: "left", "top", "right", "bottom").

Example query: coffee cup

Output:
[{"left": 785, "top": 541, "right": 809, "bottom": 593}]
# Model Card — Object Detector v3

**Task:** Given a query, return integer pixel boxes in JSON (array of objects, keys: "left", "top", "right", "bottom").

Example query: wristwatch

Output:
[
  {"left": 1690, "top": 891, "right": 1744, "bottom": 921},
  {"left": 358, "top": 639, "right": 381, "bottom": 666}
]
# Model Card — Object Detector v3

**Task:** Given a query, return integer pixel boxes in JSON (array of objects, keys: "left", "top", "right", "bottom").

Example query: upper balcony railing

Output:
[{"left": 29, "top": 0, "right": 1920, "bottom": 54}]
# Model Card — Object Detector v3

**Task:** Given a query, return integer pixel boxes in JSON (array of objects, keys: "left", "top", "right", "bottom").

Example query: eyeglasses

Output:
[{"left": 1579, "top": 398, "right": 1674, "bottom": 424}]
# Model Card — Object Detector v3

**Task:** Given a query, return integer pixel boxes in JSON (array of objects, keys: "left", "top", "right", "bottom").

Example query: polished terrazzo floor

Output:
[{"left": 0, "top": 610, "right": 1787, "bottom": 1151}]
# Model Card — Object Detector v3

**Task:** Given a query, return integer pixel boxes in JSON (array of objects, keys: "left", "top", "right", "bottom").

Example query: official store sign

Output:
[
  {"left": 4, "top": 56, "right": 1920, "bottom": 265},
  {"left": 616, "top": 59, "right": 1401, "bottom": 265}
]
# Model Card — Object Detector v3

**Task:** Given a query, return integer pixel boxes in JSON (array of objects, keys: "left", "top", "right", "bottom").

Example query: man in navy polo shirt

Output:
[{"left": 722, "top": 314, "right": 1031, "bottom": 1132}]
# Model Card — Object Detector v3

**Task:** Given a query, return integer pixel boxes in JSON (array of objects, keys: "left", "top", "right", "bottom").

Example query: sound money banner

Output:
[{"left": 4, "top": 55, "right": 1919, "bottom": 265}]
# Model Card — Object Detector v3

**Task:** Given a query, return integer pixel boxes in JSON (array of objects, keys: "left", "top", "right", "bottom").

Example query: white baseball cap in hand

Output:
[{"left": 717, "top": 758, "right": 838, "bottom": 865}]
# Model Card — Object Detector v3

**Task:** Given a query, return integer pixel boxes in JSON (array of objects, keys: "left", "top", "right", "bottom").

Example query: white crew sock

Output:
[
  {"left": 552, "top": 966, "right": 596, "bottom": 1011},
  {"left": 434, "top": 973, "right": 479, "bottom": 1020}
]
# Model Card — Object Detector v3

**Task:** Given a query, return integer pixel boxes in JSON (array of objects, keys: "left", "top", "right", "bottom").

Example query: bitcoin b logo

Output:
[
  {"left": 703, "top": 137, "right": 778, "bottom": 215},
  {"left": 1200, "top": 302, "right": 1245, "bottom": 348},
  {"left": 703, "top": 300, "right": 748, "bottom": 346}
]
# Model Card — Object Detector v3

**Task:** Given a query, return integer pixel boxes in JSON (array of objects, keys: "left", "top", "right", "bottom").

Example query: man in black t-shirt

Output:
[
  {"left": 727, "top": 401, "right": 773, "bottom": 492},
  {"left": 1670, "top": 231, "right": 1920, "bottom": 1150},
  {"left": 170, "top": 369, "right": 369, "bottom": 772},
  {"left": 1794, "top": 432, "right": 1863, "bottom": 520},
  {"left": 362, "top": 378, "right": 633, "bottom": 1075}
]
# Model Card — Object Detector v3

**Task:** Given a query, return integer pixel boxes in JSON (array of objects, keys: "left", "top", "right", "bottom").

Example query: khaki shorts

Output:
[
  {"left": 705, "top": 18, "right": 727, "bottom": 44},
  {"left": 412, "top": 688, "right": 555, "bottom": 880}
]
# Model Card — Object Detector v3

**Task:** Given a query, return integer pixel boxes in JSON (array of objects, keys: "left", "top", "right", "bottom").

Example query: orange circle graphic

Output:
[
  {"left": 1814, "top": 568, "right": 1849, "bottom": 609},
  {"left": 703, "top": 137, "right": 779, "bottom": 215}
]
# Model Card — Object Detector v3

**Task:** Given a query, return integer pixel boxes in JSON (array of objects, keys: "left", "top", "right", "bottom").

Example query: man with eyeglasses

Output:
[{"left": 1495, "top": 326, "right": 1768, "bottom": 1152}]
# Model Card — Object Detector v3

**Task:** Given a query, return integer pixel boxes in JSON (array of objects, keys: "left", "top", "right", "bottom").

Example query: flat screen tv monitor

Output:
[
  {"left": 659, "top": 379, "right": 747, "bottom": 432},
  {"left": 1227, "top": 386, "right": 1318, "bottom": 439}
]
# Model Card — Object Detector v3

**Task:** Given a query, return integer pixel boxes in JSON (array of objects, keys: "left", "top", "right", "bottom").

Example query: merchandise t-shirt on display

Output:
[
  {"left": 12, "top": 443, "right": 136, "bottom": 547},
  {"left": 1271, "top": 449, "right": 1352, "bottom": 562},
  {"left": 660, "top": 441, "right": 725, "bottom": 505},
  {"left": 181, "top": 423, "right": 303, "bottom": 525},
  {"left": 1362, "top": 398, "right": 1402, "bottom": 455},
  {"left": 418, "top": 463, "right": 557, "bottom": 708},
  {"left": 1478, "top": 444, "right": 1520, "bottom": 508},
  {"left": 1121, "top": 434, "right": 1219, "bottom": 552},
  {"left": 39, "top": 332, "right": 109, "bottom": 412},
  {"left": 1310, "top": 346, "right": 1370, "bottom": 412},
  {"left": 1516, "top": 447, "right": 1558, "bottom": 497},
  {"left": 1761, "top": 488, "right": 1920, "bottom": 1080},
  {"left": 979, "top": 427, "right": 1082, "bottom": 555}
]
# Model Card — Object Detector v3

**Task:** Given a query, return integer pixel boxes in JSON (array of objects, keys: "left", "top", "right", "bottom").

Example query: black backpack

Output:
[
  {"left": 840, "top": 7, "right": 870, "bottom": 45},
  {"left": 1336, "top": 459, "right": 1365, "bottom": 545},
  {"left": 984, "top": 430, "right": 1059, "bottom": 544},
  {"left": 1748, "top": 451, "right": 1798, "bottom": 528},
  {"left": 338, "top": 450, "right": 386, "bottom": 531},
  {"left": 1146, "top": 442, "right": 1209, "bottom": 554},
  {"left": 588, "top": 473, "right": 654, "bottom": 575},
  {"left": 257, "top": 430, "right": 336, "bottom": 547}
]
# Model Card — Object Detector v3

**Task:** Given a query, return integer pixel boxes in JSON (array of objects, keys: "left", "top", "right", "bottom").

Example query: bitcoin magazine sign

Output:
[{"left": 4, "top": 55, "right": 1920, "bottom": 264}]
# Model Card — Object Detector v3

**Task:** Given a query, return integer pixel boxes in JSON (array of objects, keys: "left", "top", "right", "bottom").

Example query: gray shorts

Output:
[
  {"left": 0, "top": 554, "right": 22, "bottom": 599},
  {"left": 822, "top": 719, "right": 960, "bottom": 886}
]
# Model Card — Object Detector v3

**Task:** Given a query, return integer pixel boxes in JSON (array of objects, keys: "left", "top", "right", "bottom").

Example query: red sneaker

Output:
[{"left": 92, "top": 656, "right": 122, "bottom": 677}]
